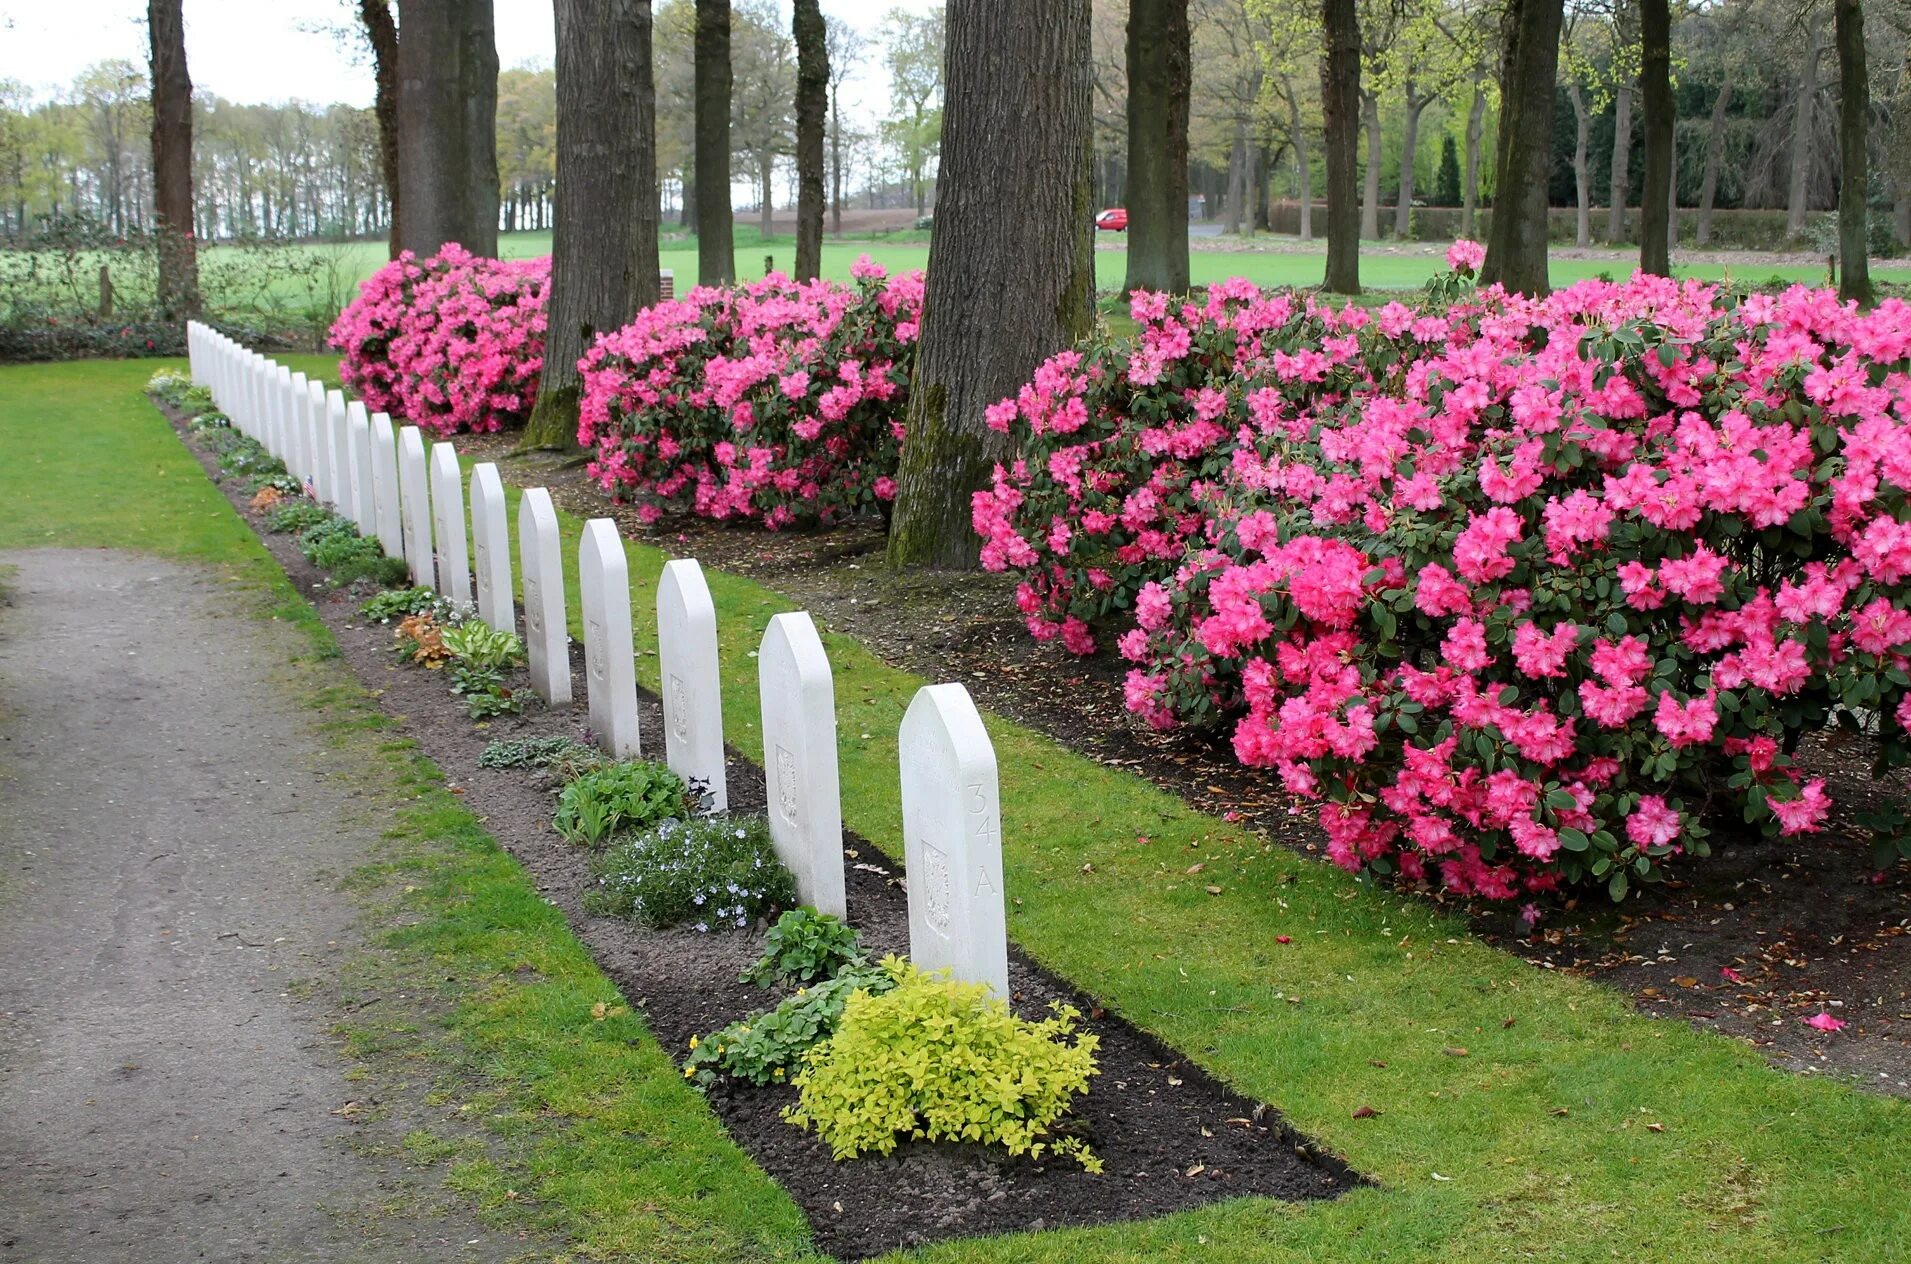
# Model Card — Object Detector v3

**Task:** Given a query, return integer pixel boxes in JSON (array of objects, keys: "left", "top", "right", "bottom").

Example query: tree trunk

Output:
[
  {"left": 793, "top": 0, "right": 827, "bottom": 279},
  {"left": 523, "top": 0, "right": 659, "bottom": 449},
  {"left": 1288, "top": 76, "right": 1312, "bottom": 241},
  {"left": 760, "top": 151, "right": 775, "bottom": 240},
  {"left": 1320, "top": 0, "right": 1361, "bottom": 291},
  {"left": 1394, "top": 90, "right": 1422, "bottom": 239},
  {"left": 395, "top": 0, "right": 499, "bottom": 257},
  {"left": 1606, "top": 84, "right": 1632, "bottom": 243},
  {"left": 1122, "top": 0, "right": 1191, "bottom": 294},
  {"left": 1482, "top": 0, "right": 1563, "bottom": 294},
  {"left": 829, "top": 88, "right": 844, "bottom": 234},
  {"left": 885, "top": 0, "right": 1093, "bottom": 570},
  {"left": 1639, "top": 0, "right": 1673, "bottom": 276},
  {"left": 1360, "top": 90, "right": 1381, "bottom": 239},
  {"left": 1697, "top": 69, "right": 1732, "bottom": 247},
  {"left": 1788, "top": 20, "right": 1823, "bottom": 238},
  {"left": 1250, "top": 141, "right": 1269, "bottom": 232},
  {"left": 147, "top": 0, "right": 199, "bottom": 318},
  {"left": 359, "top": 0, "right": 401, "bottom": 259},
  {"left": 1836, "top": 0, "right": 1871, "bottom": 303},
  {"left": 1224, "top": 122, "right": 1246, "bottom": 234},
  {"left": 1896, "top": 183, "right": 1910, "bottom": 250},
  {"left": 1462, "top": 75, "right": 1485, "bottom": 239},
  {"left": 695, "top": 0, "right": 735, "bottom": 283},
  {"left": 1569, "top": 82, "right": 1591, "bottom": 248}
]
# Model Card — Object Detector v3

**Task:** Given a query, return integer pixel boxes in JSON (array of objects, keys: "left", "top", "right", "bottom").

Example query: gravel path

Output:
[{"left": 0, "top": 549, "right": 519, "bottom": 1264}]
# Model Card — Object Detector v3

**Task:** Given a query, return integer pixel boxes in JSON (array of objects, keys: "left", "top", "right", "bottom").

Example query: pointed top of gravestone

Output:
[
  {"left": 346, "top": 399, "right": 368, "bottom": 426},
  {"left": 762, "top": 610, "right": 829, "bottom": 680},
  {"left": 472, "top": 462, "right": 503, "bottom": 507},
  {"left": 658, "top": 558, "right": 713, "bottom": 625},
  {"left": 398, "top": 425, "right": 425, "bottom": 458},
  {"left": 901, "top": 683, "right": 996, "bottom": 777},
  {"left": 580, "top": 518, "right": 625, "bottom": 579},
  {"left": 429, "top": 440, "right": 459, "bottom": 476}
]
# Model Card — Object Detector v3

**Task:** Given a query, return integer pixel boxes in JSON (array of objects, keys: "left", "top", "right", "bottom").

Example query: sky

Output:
[{"left": 0, "top": 0, "right": 929, "bottom": 116}]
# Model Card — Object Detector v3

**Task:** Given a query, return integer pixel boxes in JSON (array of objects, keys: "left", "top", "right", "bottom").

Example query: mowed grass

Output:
[{"left": 4, "top": 357, "right": 1911, "bottom": 1262}]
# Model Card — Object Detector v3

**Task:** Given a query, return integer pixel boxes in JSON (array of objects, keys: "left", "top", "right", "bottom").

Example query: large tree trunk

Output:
[
  {"left": 1320, "top": 0, "right": 1361, "bottom": 291},
  {"left": 1836, "top": 0, "right": 1872, "bottom": 303},
  {"left": 1287, "top": 75, "right": 1312, "bottom": 241},
  {"left": 1482, "top": 0, "right": 1563, "bottom": 294},
  {"left": 760, "top": 152, "right": 774, "bottom": 240},
  {"left": 1360, "top": 90, "right": 1381, "bottom": 239},
  {"left": 360, "top": 0, "right": 400, "bottom": 256},
  {"left": 1788, "top": 20, "right": 1824, "bottom": 238},
  {"left": 1606, "top": 84, "right": 1632, "bottom": 244},
  {"left": 395, "top": 0, "right": 499, "bottom": 257},
  {"left": 1224, "top": 122, "right": 1246, "bottom": 233},
  {"left": 1568, "top": 82, "right": 1591, "bottom": 248},
  {"left": 1697, "top": 69, "right": 1733, "bottom": 247},
  {"left": 1462, "top": 75, "right": 1485, "bottom": 239},
  {"left": 523, "top": 0, "right": 659, "bottom": 449},
  {"left": 147, "top": 0, "right": 199, "bottom": 318},
  {"left": 794, "top": 0, "right": 826, "bottom": 277},
  {"left": 1639, "top": 0, "right": 1673, "bottom": 276},
  {"left": 1394, "top": 89, "right": 1423, "bottom": 239},
  {"left": 695, "top": 0, "right": 735, "bottom": 283},
  {"left": 1122, "top": 0, "right": 1191, "bottom": 294},
  {"left": 885, "top": 0, "right": 1093, "bottom": 570}
]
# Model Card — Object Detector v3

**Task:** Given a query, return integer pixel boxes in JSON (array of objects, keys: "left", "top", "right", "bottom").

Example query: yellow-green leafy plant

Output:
[{"left": 783, "top": 957, "right": 1102, "bottom": 1170}]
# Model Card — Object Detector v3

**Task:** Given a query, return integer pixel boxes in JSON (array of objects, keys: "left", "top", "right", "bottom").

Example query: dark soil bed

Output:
[
  {"left": 170, "top": 413, "right": 1360, "bottom": 1259},
  {"left": 458, "top": 435, "right": 1911, "bottom": 1100}
]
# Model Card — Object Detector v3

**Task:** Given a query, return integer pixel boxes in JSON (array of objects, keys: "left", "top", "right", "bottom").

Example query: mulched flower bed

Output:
[{"left": 169, "top": 411, "right": 1362, "bottom": 1259}]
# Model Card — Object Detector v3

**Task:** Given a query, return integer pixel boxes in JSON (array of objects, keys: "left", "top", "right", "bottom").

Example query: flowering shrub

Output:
[
  {"left": 978, "top": 258, "right": 1911, "bottom": 899},
  {"left": 577, "top": 257, "right": 922, "bottom": 528},
  {"left": 329, "top": 243, "right": 549, "bottom": 436}
]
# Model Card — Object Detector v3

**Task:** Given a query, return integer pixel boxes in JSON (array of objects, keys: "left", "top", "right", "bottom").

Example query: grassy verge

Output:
[{"left": 5, "top": 358, "right": 1910, "bottom": 1262}]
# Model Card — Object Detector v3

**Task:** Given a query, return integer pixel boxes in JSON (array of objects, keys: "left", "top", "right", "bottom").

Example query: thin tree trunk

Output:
[
  {"left": 1836, "top": 0, "right": 1871, "bottom": 303},
  {"left": 1483, "top": 0, "right": 1564, "bottom": 294},
  {"left": 1462, "top": 75, "right": 1485, "bottom": 239},
  {"left": 359, "top": 0, "right": 400, "bottom": 257},
  {"left": 1320, "top": 0, "right": 1361, "bottom": 291},
  {"left": 1640, "top": 0, "right": 1673, "bottom": 276},
  {"left": 1569, "top": 82, "right": 1591, "bottom": 248},
  {"left": 395, "top": 0, "right": 499, "bottom": 257},
  {"left": 1895, "top": 183, "right": 1910, "bottom": 249},
  {"left": 760, "top": 151, "right": 774, "bottom": 240},
  {"left": 1394, "top": 90, "right": 1423, "bottom": 239},
  {"left": 1606, "top": 84, "right": 1632, "bottom": 243},
  {"left": 1360, "top": 90, "right": 1381, "bottom": 239},
  {"left": 1287, "top": 75, "right": 1312, "bottom": 241},
  {"left": 460, "top": 1, "right": 500, "bottom": 255},
  {"left": 147, "top": 0, "right": 199, "bottom": 318},
  {"left": 885, "top": 0, "right": 1093, "bottom": 570},
  {"left": 1788, "top": 20, "right": 1824, "bottom": 238},
  {"left": 793, "top": 0, "right": 826, "bottom": 278},
  {"left": 524, "top": 0, "right": 659, "bottom": 449},
  {"left": 695, "top": 0, "right": 735, "bottom": 283},
  {"left": 1224, "top": 122, "right": 1245, "bottom": 234},
  {"left": 1122, "top": 0, "right": 1191, "bottom": 294},
  {"left": 1697, "top": 68, "right": 1733, "bottom": 247}
]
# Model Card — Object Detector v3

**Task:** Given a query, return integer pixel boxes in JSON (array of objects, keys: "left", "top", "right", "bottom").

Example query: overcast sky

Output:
[{"left": 0, "top": 0, "right": 929, "bottom": 117}]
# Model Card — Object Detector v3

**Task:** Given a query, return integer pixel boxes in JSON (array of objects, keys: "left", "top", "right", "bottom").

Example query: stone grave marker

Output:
[
  {"left": 272, "top": 366, "right": 293, "bottom": 462},
  {"left": 346, "top": 401, "right": 375, "bottom": 534},
  {"left": 428, "top": 442, "right": 473, "bottom": 609},
  {"left": 326, "top": 390, "right": 351, "bottom": 512},
  {"left": 899, "top": 683, "right": 1009, "bottom": 998},
  {"left": 370, "top": 414, "right": 404, "bottom": 561},
  {"left": 758, "top": 612, "right": 845, "bottom": 916},
  {"left": 518, "top": 488, "right": 571, "bottom": 706},
  {"left": 397, "top": 426, "right": 433, "bottom": 587},
  {"left": 469, "top": 463, "right": 514, "bottom": 635},
  {"left": 657, "top": 559, "right": 727, "bottom": 811},
  {"left": 579, "top": 519, "right": 640, "bottom": 757},
  {"left": 306, "top": 379, "right": 331, "bottom": 503},
  {"left": 286, "top": 372, "right": 309, "bottom": 480}
]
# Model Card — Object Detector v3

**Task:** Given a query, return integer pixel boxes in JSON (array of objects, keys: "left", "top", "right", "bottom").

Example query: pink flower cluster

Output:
[
  {"left": 329, "top": 244, "right": 550, "bottom": 436},
  {"left": 576, "top": 258, "right": 921, "bottom": 529},
  {"left": 976, "top": 267, "right": 1911, "bottom": 900}
]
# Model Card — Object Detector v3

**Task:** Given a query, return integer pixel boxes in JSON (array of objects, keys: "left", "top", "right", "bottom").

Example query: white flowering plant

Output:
[{"left": 585, "top": 813, "right": 794, "bottom": 931}]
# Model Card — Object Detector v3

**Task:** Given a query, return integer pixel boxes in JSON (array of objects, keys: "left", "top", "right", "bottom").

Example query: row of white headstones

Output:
[{"left": 186, "top": 323, "right": 1012, "bottom": 998}]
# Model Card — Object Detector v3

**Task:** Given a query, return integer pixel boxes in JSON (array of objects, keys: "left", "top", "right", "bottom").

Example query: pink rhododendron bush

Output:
[
  {"left": 576, "top": 258, "right": 922, "bottom": 528},
  {"left": 328, "top": 243, "right": 550, "bottom": 436},
  {"left": 975, "top": 265, "right": 1911, "bottom": 900}
]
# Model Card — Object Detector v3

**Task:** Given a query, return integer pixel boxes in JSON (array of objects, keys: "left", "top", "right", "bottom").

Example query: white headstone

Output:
[
  {"left": 899, "top": 683, "right": 1010, "bottom": 998},
  {"left": 287, "top": 372, "right": 309, "bottom": 479},
  {"left": 346, "top": 403, "right": 375, "bottom": 535},
  {"left": 579, "top": 519, "right": 640, "bottom": 758},
  {"left": 657, "top": 559, "right": 727, "bottom": 811},
  {"left": 759, "top": 612, "right": 845, "bottom": 917},
  {"left": 306, "top": 379, "right": 331, "bottom": 502},
  {"left": 469, "top": 463, "right": 514, "bottom": 635},
  {"left": 272, "top": 366, "right": 293, "bottom": 462},
  {"left": 371, "top": 413, "right": 405, "bottom": 561},
  {"left": 429, "top": 443, "right": 472, "bottom": 609},
  {"left": 397, "top": 426, "right": 433, "bottom": 587},
  {"left": 326, "top": 390, "right": 351, "bottom": 512},
  {"left": 519, "top": 488, "right": 571, "bottom": 706}
]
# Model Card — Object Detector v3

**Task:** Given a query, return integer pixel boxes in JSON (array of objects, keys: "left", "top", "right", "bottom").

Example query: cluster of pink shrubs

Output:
[
  {"left": 975, "top": 248, "right": 1911, "bottom": 900},
  {"left": 576, "top": 257, "right": 922, "bottom": 528},
  {"left": 329, "top": 244, "right": 550, "bottom": 437}
]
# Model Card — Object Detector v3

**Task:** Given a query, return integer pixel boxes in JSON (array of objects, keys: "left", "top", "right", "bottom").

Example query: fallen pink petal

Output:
[{"left": 1804, "top": 1012, "right": 1847, "bottom": 1032}]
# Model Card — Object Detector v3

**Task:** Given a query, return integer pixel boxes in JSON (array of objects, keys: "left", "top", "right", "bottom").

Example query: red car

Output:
[{"left": 1095, "top": 207, "right": 1127, "bottom": 231}]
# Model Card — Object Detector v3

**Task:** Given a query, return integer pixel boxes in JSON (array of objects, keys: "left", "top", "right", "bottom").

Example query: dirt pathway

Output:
[{"left": 0, "top": 549, "right": 518, "bottom": 1264}]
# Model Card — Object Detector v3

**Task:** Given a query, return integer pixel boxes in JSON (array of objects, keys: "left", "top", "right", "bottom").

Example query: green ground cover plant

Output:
[
  {"left": 553, "top": 760, "right": 690, "bottom": 846},
  {"left": 585, "top": 813, "right": 793, "bottom": 930}
]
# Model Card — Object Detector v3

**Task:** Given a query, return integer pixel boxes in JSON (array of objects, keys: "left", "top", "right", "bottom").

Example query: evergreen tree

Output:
[{"left": 1435, "top": 133, "right": 1461, "bottom": 208}]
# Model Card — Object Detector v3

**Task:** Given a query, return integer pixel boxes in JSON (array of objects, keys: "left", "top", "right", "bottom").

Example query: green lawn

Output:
[{"left": 4, "top": 357, "right": 1910, "bottom": 1261}]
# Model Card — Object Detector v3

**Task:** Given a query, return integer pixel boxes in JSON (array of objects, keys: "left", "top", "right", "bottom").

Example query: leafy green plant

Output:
[
  {"left": 461, "top": 684, "right": 521, "bottom": 720},
  {"left": 264, "top": 501, "right": 331, "bottom": 534},
  {"left": 293, "top": 515, "right": 403, "bottom": 585},
  {"left": 247, "top": 472, "right": 304, "bottom": 496},
  {"left": 584, "top": 813, "right": 792, "bottom": 929},
  {"left": 553, "top": 761, "right": 690, "bottom": 846},
  {"left": 740, "top": 909, "right": 864, "bottom": 988},
  {"left": 359, "top": 586, "right": 440, "bottom": 623},
  {"left": 684, "top": 960, "right": 895, "bottom": 1088},
  {"left": 785, "top": 958, "right": 1102, "bottom": 1170},
  {"left": 479, "top": 735, "right": 593, "bottom": 770},
  {"left": 442, "top": 621, "right": 525, "bottom": 673}
]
